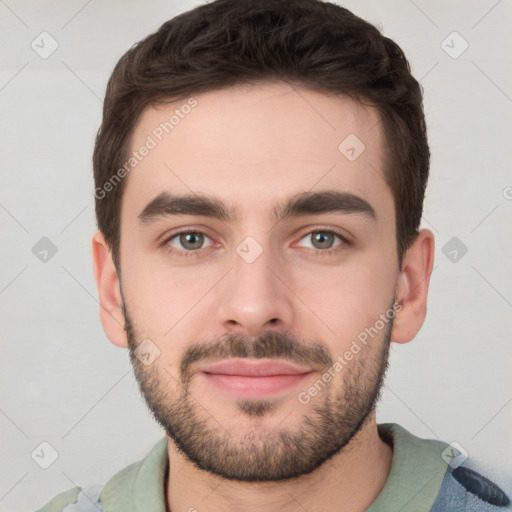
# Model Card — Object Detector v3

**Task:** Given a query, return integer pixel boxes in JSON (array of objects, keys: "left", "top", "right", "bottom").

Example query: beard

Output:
[{"left": 122, "top": 299, "right": 392, "bottom": 483}]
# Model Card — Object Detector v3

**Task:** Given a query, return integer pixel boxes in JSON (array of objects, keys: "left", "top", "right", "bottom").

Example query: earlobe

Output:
[
  {"left": 391, "top": 229, "right": 435, "bottom": 344},
  {"left": 91, "top": 230, "right": 128, "bottom": 348}
]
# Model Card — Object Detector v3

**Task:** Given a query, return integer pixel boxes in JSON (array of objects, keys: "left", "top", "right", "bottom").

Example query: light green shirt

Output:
[{"left": 37, "top": 423, "right": 451, "bottom": 512}]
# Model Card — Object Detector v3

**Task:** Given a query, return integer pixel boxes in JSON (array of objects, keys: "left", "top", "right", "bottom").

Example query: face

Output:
[{"left": 117, "top": 82, "right": 401, "bottom": 481}]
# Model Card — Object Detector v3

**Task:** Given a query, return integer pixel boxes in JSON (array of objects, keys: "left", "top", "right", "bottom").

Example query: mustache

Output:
[{"left": 180, "top": 331, "right": 333, "bottom": 384}]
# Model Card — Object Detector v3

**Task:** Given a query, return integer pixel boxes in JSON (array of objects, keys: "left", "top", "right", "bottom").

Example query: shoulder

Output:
[
  {"left": 377, "top": 423, "right": 511, "bottom": 511},
  {"left": 35, "top": 487, "right": 80, "bottom": 512},
  {"left": 34, "top": 438, "right": 167, "bottom": 511},
  {"left": 35, "top": 480, "right": 110, "bottom": 512},
  {"left": 37, "top": 485, "right": 103, "bottom": 512},
  {"left": 35, "top": 485, "right": 104, "bottom": 512},
  {"left": 431, "top": 462, "right": 511, "bottom": 511}
]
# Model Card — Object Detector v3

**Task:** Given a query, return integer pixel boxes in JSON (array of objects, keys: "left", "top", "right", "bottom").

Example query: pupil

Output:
[
  {"left": 314, "top": 232, "right": 332, "bottom": 249},
  {"left": 182, "top": 233, "right": 202, "bottom": 249},
  {"left": 179, "top": 232, "right": 333, "bottom": 251}
]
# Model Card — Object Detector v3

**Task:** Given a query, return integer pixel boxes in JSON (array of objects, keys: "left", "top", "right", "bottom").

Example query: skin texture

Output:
[{"left": 92, "top": 82, "right": 435, "bottom": 512}]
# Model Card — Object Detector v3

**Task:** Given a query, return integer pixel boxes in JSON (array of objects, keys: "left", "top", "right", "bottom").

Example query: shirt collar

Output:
[{"left": 101, "top": 423, "right": 449, "bottom": 512}]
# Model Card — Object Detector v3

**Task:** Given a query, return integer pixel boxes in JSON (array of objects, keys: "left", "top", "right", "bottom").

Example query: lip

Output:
[
  {"left": 195, "top": 358, "right": 312, "bottom": 377},
  {"left": 195, "top": 359, "right": 313, "bottom": 398}
]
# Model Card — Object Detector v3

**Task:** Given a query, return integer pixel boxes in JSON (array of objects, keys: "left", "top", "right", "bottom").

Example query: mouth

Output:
[{"left": 195, "top": 359, "right": 314, "bottom": 397}]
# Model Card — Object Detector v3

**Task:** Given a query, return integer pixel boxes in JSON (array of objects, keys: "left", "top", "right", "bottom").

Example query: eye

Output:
[
  {"left": 161, "top": 228, "right": 350, "bottom": 258},
  {"left": 164, "top": 231, "right": 213, "bottom": 255},
  {"left": 296, "top": 229, "right": 349, "bottom": 253}
]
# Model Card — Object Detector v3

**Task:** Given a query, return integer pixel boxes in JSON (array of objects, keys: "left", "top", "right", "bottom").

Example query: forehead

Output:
[{"left": 122, "top": 82, "right": 392, "bottom": 225}]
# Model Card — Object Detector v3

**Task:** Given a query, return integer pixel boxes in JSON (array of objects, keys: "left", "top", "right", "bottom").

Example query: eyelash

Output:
[{"left": 160, "top": 228, "right": 352, "bottom": 258}]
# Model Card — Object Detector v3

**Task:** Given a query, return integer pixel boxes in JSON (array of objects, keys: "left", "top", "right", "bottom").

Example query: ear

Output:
[
  {"left": 91, "top": 230, "right": 128, "bottom": 348},
  {"left": 391, "top": 229, "right": 435, "bottom": 344}
]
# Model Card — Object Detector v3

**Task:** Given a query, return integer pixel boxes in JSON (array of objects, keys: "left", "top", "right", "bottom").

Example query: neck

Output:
[{"left": 165, "top": 413, "right": 393, "bottom": 512}]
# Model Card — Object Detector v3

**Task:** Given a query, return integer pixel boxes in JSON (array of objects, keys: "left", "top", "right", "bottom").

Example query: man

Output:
[{"left": 37, "top": 0, "right": 510, "bottom": 510}]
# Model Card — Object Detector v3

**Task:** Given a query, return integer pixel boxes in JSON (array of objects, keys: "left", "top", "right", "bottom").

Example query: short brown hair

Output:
[{"left": 93, "top": 0, "right": 429, "bottom": 270}]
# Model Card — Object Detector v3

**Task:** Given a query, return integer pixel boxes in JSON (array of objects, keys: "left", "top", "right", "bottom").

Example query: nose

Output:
[{"left": 215, "top": 239, "right": 294, "bottom": 337}]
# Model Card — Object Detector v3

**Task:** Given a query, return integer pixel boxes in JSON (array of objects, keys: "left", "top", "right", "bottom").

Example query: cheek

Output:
[
  {"left": 291, "top": 258, "right": 397, "bottom": 342},
  {"left": 121, "top": 253, "right": 215, "bottom": 333}
]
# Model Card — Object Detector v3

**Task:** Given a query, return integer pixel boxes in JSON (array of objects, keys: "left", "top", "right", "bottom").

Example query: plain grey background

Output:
[{"left": 1, "top": 1, "right": 511, "bottom": 510}]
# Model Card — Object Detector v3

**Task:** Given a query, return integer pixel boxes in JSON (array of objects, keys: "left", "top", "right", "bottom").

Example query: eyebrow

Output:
[{"left": 138, "top": 190, "right": 377, "bottom": 225}]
